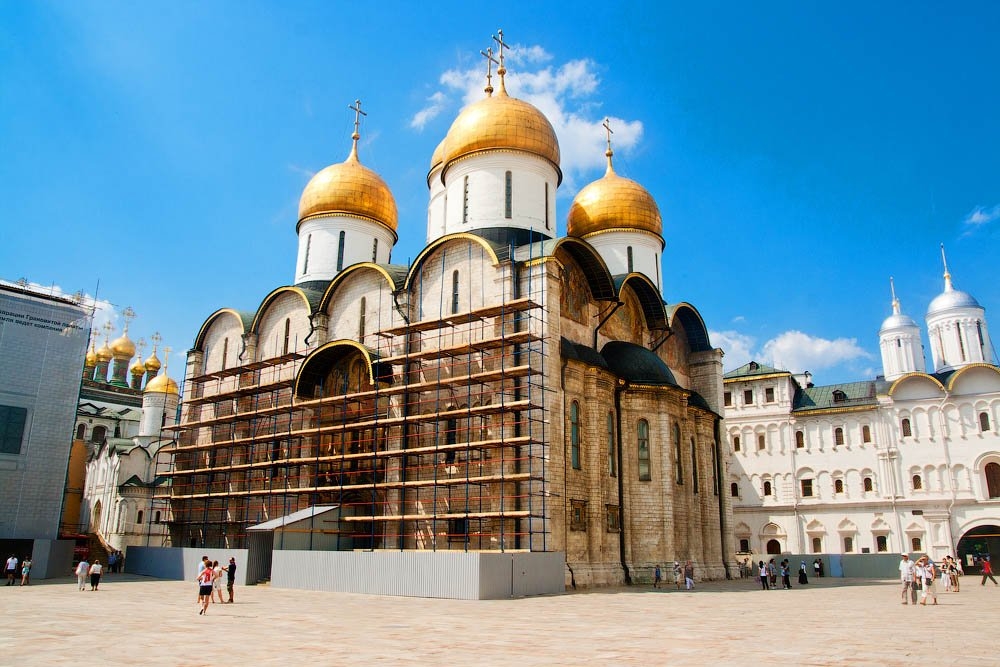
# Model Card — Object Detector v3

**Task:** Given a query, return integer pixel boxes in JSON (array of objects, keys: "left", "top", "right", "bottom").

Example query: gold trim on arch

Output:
[
  {"left": 403, "top": 233, "right": 502, "bottom": 292},
  {"left": 293, "top": 339, "right": 380, "bottom": 396},
  {"left": 946, "top": 363, "right": 1000, "bottom": 392},
  {"left": 319, "top": 262, "right": 401, "bottom": 312},
  {"left": 887, "top": 372, "right": 946, "bottom": 396},
  {"left": 250, "top": 286, "right": 313, "bottom": 334},
  {"left": 193, "top": 308, "right": 249, "bottom": 351}
]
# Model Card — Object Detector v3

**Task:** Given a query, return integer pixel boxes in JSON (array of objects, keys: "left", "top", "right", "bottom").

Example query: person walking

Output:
[
  {"left": 225, "top": 557, "right": 237, "bottom": 603},
  {"left": 917, "top": 556, "right": 937, "bottom": 605},
  {"left": 767, "top": 559, "right": 777, "bottom": 588},
  {"left": 981, "top": 557, "right": 998, "bottom": 586},
  {"left": 780, "top": 560, "right": 791, "bottom": 589},
  {"left": 758, "top": 560, "right": 769, "bottom": 590},
  {"left": 5, "top": 554, "right": 18, "bottom": 586},
  {"left": 949, "top": 556, "right": 961, "bottom": 592},
  {"left": 212, "top": 560, "right": 225, "bottom": 604},
  {"left": 196, "top": 566, "right": 214, "bottom": 615},
  {"left": 653, "top": 564, "right": 662, "bottom": 589},
  {"left": 684, "top": 561, "right": 695, "bottom": 590},
  {"left": 19, "top": 557, "right": 31, "bottom": 586},
  {"left": 88, "top": 560, "right": 103, "bottom": 591},
  {"left": 672, "top": 561, "right": 683, "bottom": 590},
  {"left": 899, "top": 554, "right": 914, "bottom": 604},
  {"left": 798, "top": 560, "right": 809, "bottom": 585},
  {"left": 75, "top": 558, "right": 89, "bottom": 591}
]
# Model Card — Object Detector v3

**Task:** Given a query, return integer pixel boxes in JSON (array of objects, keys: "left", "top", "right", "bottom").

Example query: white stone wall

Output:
[
  {"left": 584, "top": 230, "right": 664, "bottom": 292},
  {"left": 295, "top": 215, "right": 396, "bottom": 284}
]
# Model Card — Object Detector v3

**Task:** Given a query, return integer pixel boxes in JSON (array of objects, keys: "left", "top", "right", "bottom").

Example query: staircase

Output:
[{"left": 85, "top": 532, "right": 111, "bottom": 566}]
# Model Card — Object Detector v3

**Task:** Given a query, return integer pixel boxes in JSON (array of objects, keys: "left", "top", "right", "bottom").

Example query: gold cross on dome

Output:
[
  {"left": 492, "top": 29, "right": 510, "bottom": 90},
  {"left": 349, "top": 99, "right": 366, "bottom": 141},
  {"left": 480, "top": 46, "right": 499, "bottom": 95},
  {"left": 603, "top": 118, "right": 614, "bottom": 154}
]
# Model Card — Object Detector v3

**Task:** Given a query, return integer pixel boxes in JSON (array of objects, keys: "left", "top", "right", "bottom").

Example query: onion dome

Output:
[
  {"left": 96, "top": 340, "right": 114, "bottom": 362},
  {"left": 144, "top": 372, "right": 179, "bottom": 395},
  {"left": 85, "top": 343, "right": 98, "bottom": 368},
  {"left": 430, "top": 138, "right": 446, "bottom": 172},
  {"left": 567, "top": 148, "right": 661, "bottom": 239},
  {"left": 110, "top": 332, "right": 136, "bottom": 359},
  {"left": 297, "top": 141, "right": 398, "bottom": 234},
  {"left": 880, "top": 279, "right": 919, "bottom": 333},
  {"left": 927, "top": 245, "right": 982, "bottom": 316},
  {"left": 130, "top": 357, "right": 146, "bottom": 377},
  {"left": 144, "top": 350, "right": 161, "bottom": 373},
  {"left": 440, "top": 88, "right": 561, "bottom": 182}
]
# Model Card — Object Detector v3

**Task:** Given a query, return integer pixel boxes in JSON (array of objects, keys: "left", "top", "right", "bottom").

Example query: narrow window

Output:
[
  {"left": 283, "top": 318, "right": 291, "bottom": 355},
  {"left": 765, "top": 387, "right": 775, "bottom": 403},
  {"left": 337, "top": 230, "right": 346, "bottom": 271},
  {"left": 359, "top": 297, "right": 366, "bottom": 341},
  {"left": 76, "top": 423, "right": 87, "bottom": 440},
  {"left": 979, "top": 412, "right": 991, "bottom": 433},
  {"left": 863, "top": 477, "right": 874, "bottom": 492},
  {"left": 137, "top": 510, "right": 144, "bottom": 525},
  {"left": 901, "top": 418, "right": 912, "bottom": 437},
  {"left": 154, "top": 510, "right": 161, "bottom": 523},
  {"left": 743, "top": 389, "right": 753, "bottom": 405},
  {"left": 544, "top": 183, "right": 550, "bottom": 229},
  {"left": 690, "top": 439, "right": 699, "bottom": 494},
  {"left": 724, "top": 391, "right": 732, "bottom": 407},
  {"left": 303, "top": 233, "right": 312, "bottom": 274},
  {"left": 570, "top": 500, "right": 587, "bottom": 531},
  {"left": 445, "top": 417, "right": 457, "bottom": 463},
  {"left": 862, "top": 425, "right": 871, "bottom": 443},
  {"left": 712, "top": 444, "right": 719, "bottom": 495},
  {"left": 627, "top": 246, "right": 633, "bottom": 273},
  {"left": 834, "top": 479, "right": 844, "bottom": 494},
  {"left": 763, "top": 480, "right": 772, "bottom": 496},
  {"left": 570, "top": 401, "right": 581, "bottom": 470},
  {"left": 462, "top": 176, "right": 469, "bottom": 223},
  {"left": 844, "top": 536, "right": 854, "bottom": 552},
  {"left": 606, "top": 505, "right": 620, "bottom": 532},
  {"left": 730, "top": 482, "right": 740, "bottom": 497},
  {"left": 811, "top": 537, "right": 821, "bottom": 553},
  {"left": 607, "top": 412, "right": 616, "bottom": 477},
  {"left": 372, "top": 238, "right": 378, "bottom": 262},
  {"left": 221, "top": 338, "right": 229, "bottom": 370},
  {"left": 451, "top": 270, "right": 460, "bottom": 315},
  {"left": 739, "top": 538, "right": 751, "bottom": 553},
  {"left": 733, "top": 435, "right": 741, "bottom": 452},
  {"left": 757, "top": 434, "right": 765, "bottom": 451},
  {"left": 911, "top": 537, "right": 922, "bottom": 551},
  {"left": 638, "top": 419, "right": 651, "bottom": 481},
  {"left": 672, "top": 422, "right": 682, "bottom": 484},
  {"left": 834, "top": 427, "right": 844, "bottom": 446},
  {"left": 985, "top": 462, "right": 1000, "bottom": 498},
  {"left": 800, "top": 479, "right": 814, "bottom": 497},
  {"left": 504, "top": 170, "right": 512, "bottom": 219},
  {"left": 912, "top": 474, "right": 922, "bottom": 490},
  {"left": 876, "top": 535, "right": 888, "bottom": 552},
  {"left": 956, "top": 324, "right": 966, "bottom": 361},
  {"left": 795, "top": 431, "right": 804, "bottom": 448},
  {"left": 977, "top": 321, "right": 986, "bottom": 350}
]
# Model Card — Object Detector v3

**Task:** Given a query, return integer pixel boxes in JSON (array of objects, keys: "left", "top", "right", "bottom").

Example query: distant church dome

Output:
[
  {"left": 298, "top": 143, "right": 398, "bottom": 234},
  {"left": 85, "top": 344, "right": 98, "bottom": 367},
  {"left": 144, "top": 350, "right": 161, "bottom": 372},
  {"left": 110, "top": 333, "right": 136, "bottom": 359},
  {"left": 96, "top": 341, "right": 114, "bottom": 362},
  {"left": 879, "top": 311, "right": 919, "bottom": 333},
  {"left": 144, "top": 372, "right": 179, "bottom": 395},
  {"left": 567, "top": 153, "right": 662, "bottom": 239},
  {"left": 927, "top": 288, "right": 981, "bottom": 314},
  {"left": 439, "top": 89, "right": 561, "bottom": 181},
  {"left": 130, "top": 357, "right": 146, "bottom": 376}
]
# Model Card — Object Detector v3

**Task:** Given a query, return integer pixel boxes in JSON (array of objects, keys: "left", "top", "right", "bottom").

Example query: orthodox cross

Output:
[
  {"left": 480, "top": 46, "right": 498, "bottom": 95},
  {"left": 492, "top": 29, "right": 510, "bottom": 90},
  {"left": 121, "top": 305, "right": 135, "bottom": 334},
  {"left": 349, "top": 99, "right": 366, "bottom": 143}
]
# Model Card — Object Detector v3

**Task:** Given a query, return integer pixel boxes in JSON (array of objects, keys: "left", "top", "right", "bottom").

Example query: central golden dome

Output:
[
  {"left": 144, "top": 372, "right": 179, "bottom": 395},
  {"left": 298, "top": 144, "right": 398, "bottom": 234},
  {"left": 567, "top": 159, "right": 662, "bottom": 239},
  {"left": 440, "top": 90, "right": 561, "bottom": 181},
  {"left": 110, "top": 333, "right": 136, "bottom": 359}
]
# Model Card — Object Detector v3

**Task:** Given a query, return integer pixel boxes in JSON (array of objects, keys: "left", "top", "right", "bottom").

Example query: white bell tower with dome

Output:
[
  {"left": 925, "top": 245, "right": 992, "bottom": 373},
  {"left": 878, "top": 278, "right": 925, "bottom": 380}
]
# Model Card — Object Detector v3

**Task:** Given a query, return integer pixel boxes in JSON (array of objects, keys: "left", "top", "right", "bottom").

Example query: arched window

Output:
[
  {"left": 834, "top": 479, "right": 844, "bottom": 494},
  {"left": 504, "top": 170, "right": 512, "bottom": 219},
  {"left": 136, "top": 510, "right": 144, "bottom": 525},
  {"left": 834, "top": 427, "right": 844, "bottom": 446},
  {"left": 283, "top": 319, "right": 291, "bottom": 355},
  {"left": 757, "top": 434, "right": 765, "bottom": 450},
  {"left": 766, "top": 539, "right": 781, "bottom": 555},
  {"left": 451, "top": 270, "right": 460, "bottom": 315},
  {"left": 733, "top": 435, "right": 741, "bottom": 452},
  {"left": 638, "top": 419, "right": 651, "bottom": 481},
  {"left": 811, "top": 537, "right": 822, "bottom": 553},
  {"left": 462, "top": 176, "right": 470, "bottom": 223},
  {"left": 763, "top": 480, "right": 772, "bottom": 496},
  {"left": 359, "top": 297, "right": 367, "bottom": 341},
  {"left": 672, "top": 423, "right": 682, "bottom": 484},
  {"left": 911, "top": 537, "right": 922, "bottom": 551},
  {"left": 876, "top": 535, "right": 888, "bottom": 552},
  {"left": 980, "top": 412, "right": 991, "bottom": 433},
  {"left": 221, "top": 337, "right": 229, "bottom": 370},
  {"left": 901, "top": 418, "right": 912, "bottom": 437},
  {"left": 863, "top": 477, "right": 874, "bottom": 493},
  {"left": 606, "top": 412, "right": 616, "bottom": 477},
  {"left": 570, "top": 401, "right": 581, "bottom": 470},
  {"left": 690, "top": 439, "right": 699, "bottom": 494},
  {"left": 303, "top": 233, "right": 312, "bottom": 274},
  {"left": 154, "top": 510, "right": 161, "bottom": 523},
  {"left": 76, "top": 423, "right": 87, "bottom": 440},
  {"left": 92, "top": 425, "right": 107, "bottom": 443},
  {"left": 844, "top": 536, "right": 854, "bottom": 552},
  {"left": 985, "top": 462, "right": 1000, "bottom": 498},
  {"left": 795, "top": 430, "right": 804, "bottom": 448},
  {"left": 337, "top": 230, "right": 346, "bottom": 271},
  {"left": 372, "top": 238, "right": 378, "bottom": 262},
  {"left": 627, "top": 246, "right": 634, "bottom": 273},
  {"left": 912, "top": 474, "right": 923, "bottom": 491},
  {"left": 862, "top": 425, "right": 872, "bottom": 443},
  {"left": 544, "top": 183, "right": 550, "bottom": 229},
  {"left": 730, "top": 482, "right": 739, "bottom": 497}
]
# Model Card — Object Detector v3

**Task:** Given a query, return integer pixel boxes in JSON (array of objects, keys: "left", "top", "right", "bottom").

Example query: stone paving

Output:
[{"left": 1, "top": 572, "right": 997, "bottom": 666}]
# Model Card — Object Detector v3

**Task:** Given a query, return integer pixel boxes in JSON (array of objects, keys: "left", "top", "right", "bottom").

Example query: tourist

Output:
[
  {"left": 940, "top": 559, "right": 951, "bottom": 592},
  {"left": 818, "top": 558, "right": 825, "bottom": 577},
  {"left": 684, "top": 560, "right": 695, "bottom": 590},
  {"left": 197, "top": 556, "right": 210, "bottom": 601},
  {"left": 780, "top": 560, "right": 791, "bottom": 589},
  {"left": 758, "top": 560, "right": 769, "bottom": 590},
  {"left": 673, "top": 561, "right": 683, "bottom": 589},
  {"left": 948, "top": 556, "right": 961, "bottom": 592},
  {"left": 899, "top": 554, "right": 914, "bottom": 604},
  {"left": 196, "top": 566, "right": 213, "bottom": 615},
  {"left": 798, "top": 560, "right": 809, "bottom": 585},
  {"left": 981, "top": 556, "right": 998, "bottom": 586},
  {"left": 653, "top": 564, "right": 662, "bottom": 589},
  {"left": 108, "top": 551, "right": 117, "bottom": 575},
  {"left": 916, "top": 556, "right": 937, "bottom": 605},
  {"left": 225, "top": 557, "right": 237, "bottom": 603},
  {"left": 813, "top": 558, "right": 821, "bottom": 579},
  {"left": 88, "top": 559, "right": 103, "bottom": 591},
  {"left": 212, "top": 560, "right": 225, "bottom": 604},
  {"left": 767, "top": 559, "right": 777, "bottom": 588},
  {"left": 19, "top": 556, "right": 31, "bottom": 586},
  {"left": 75, "top": 558, "right": 89, "bottom": 591},
  {"left": 5, "top": 554, "right": 18, "bottom": 586}
]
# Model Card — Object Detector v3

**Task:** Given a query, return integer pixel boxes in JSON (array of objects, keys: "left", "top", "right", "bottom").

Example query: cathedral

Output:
[
  {"left": 161, "top": 36, "right": 730, "bottom": 589},
  {"left": 725, "top": 253, "right": 1000, "bottom": 574}
]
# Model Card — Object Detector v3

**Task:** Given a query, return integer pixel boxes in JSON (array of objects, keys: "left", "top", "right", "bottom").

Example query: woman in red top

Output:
[{"left": 196, "top": 567, "right": 214, "bottom": 615}]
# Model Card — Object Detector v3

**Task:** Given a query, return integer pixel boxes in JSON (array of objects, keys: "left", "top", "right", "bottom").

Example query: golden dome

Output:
[
  {"left": 96, "top": 341, "right": 114, "bottom": 362},
  {"left": 297, "top": 144, "right": 398, "bottom": 234},
  {"left": 144, "top": 351, "right": 161, "bottom": 372},
  {"left": 430, "top": 138, "right": 446, "bottom": 172},
  {"left": 567, "top": 158, "right": 662, "bottom": 239},
  {"left": 130, "top": 358, "right": 146, "bottom": 376},
  {"left": 110, "top": 333, "right": 136, "bottom": 359},
  {"left": 85, "top": 345, "right": 98, "bottom": 367},
  {"left": 440, "top": 90, "right": 561, "bottom": 181},
  {"left": 144, "top": 373, "right": 179, "bottom": 395}
]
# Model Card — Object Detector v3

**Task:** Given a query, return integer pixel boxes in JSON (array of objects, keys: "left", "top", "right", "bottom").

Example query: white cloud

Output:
[
  {"left": 711, "top": 328, "right": 872, "bottom": 375},
  {"left": 410, "top": 44, "right": 643, "bottom": 189},
  {"left": 711, "top": 330, "right": 757, "bottom": 370},
  {"left": 963, "top": 204, "right": 1000, "bottom": 228}
]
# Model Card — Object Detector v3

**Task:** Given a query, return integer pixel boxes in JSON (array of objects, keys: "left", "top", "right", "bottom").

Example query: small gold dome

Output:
[
  {"left": 130, "top": 358, "right": 146, "bottom": 376},
  {"left": 85, "top": 346, "right": 98, "bottom": 367},
  {"left": 110, "top": 334, "right": 136, "bottom": 359},
  {"left": 144, "top": 351, "right": 161, "bottom": 372},
  {"left": 297, "top": 145, "right": 398, "bottom": 234},
  {"left": 144, "top": 372, "right": 179, "bottom": 395},
  {"left": 567, "top": 161, "right": 662, "bottom": 239},
  {"left": 96, "top": 342, "right": 114, "bottom": 362},
  {"left": 441, "top": 90, "right": 561, "bottom": 181}
]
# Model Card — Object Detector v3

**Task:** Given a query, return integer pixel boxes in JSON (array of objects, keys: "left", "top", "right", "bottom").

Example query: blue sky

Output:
[{"left": 2, "top": 1, "right": 998, "bottom": 385}]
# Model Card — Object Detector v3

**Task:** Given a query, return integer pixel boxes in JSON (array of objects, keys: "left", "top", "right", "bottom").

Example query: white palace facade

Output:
[{"left": 724, "top": 261, "right": 1000, "bottom": 571}]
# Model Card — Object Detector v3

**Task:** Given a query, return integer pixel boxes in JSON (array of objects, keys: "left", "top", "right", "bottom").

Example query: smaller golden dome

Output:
[
  {"left": 85, "top": 346, "right": 98, "bottom": 367},
  {"left": 567, "top": 158, "right": 662, "bottom": 239},
  {"left": 130, "top": 358, "right": 146, "bottom": 376},
  {"left": 96, "top": 341, "right": 113, "bottom": 362},
  {"left": 144, "top": 351, "right": 161, "bottom": 372},
  {"left": 297, "top": 143, "right": 398, "bottom": 234},
  {"left": 144, "top": 373, "right": 179, "bottom": 395},
  {"left": 111, "top": 334, "right": 136, "bottom": 359}
]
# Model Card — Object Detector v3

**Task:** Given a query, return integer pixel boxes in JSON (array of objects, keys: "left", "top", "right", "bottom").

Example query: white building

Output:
[{"left": 724, "top": 257, "right": 1000, "bottom": 572}]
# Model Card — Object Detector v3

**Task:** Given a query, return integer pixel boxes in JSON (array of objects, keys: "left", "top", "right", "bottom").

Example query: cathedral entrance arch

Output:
[
  {"left": 957, "top": 525, "right": 1000, "bottom": 573},
  {"left": 91, "top": 500, "right": 102, "bottom": 532},
  {"left": 766, "top": 539, "right": 782, "bottom": 555},
  {"left": 760, "top": 522, "right": 785, "bottom": 554}
]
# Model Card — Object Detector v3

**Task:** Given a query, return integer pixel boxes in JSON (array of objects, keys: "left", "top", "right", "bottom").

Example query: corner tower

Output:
[
  {"left": 879, "top": 278, "right": 925, "bottom": 380},
  {"left": 926, "top": 245, "right": 992, "bottom": 372}
]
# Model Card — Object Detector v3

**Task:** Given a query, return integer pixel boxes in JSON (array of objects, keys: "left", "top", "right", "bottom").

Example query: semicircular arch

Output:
[
  {"left": 668, "top": 302, "right": 713, "bottom": 352},
  {"left": 250, "top": 286, "right": 314, "bottom": 334},
  {"left": 193, "top": 308, "right": 252, "bottom": 351}
]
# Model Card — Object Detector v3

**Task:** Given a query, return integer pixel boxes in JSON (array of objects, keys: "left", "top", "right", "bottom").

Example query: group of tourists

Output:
[
  {"left": 5, "top": 554, "right": 31, "bottom": 586},
  {"left": 652, "top": 561, "right": 695, "bottom": 590},
  {"left": 754, "top": 558, "right": 808, "bottom": 590},
  {"left": 196, "top": 556, "right": 237, "bottom": 615},
  {"left": 898, "top": 553, "right": 977, "bottom": 605},
  {"left": 73, "top": 557, "right": 104, "bottom": 591}
]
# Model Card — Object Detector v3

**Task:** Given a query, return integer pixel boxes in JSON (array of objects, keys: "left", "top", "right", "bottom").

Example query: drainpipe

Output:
[
  {"left": 593, "top": 301, "right": 623, "bottom": 350},
  {"left": 614, "top": 379, "right": 632, "bottom": 584}
]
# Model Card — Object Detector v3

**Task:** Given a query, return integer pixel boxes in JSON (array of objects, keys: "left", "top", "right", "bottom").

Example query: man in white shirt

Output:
[
  {"left": 74, "top": 559, "right": 90, "bottom": 591},
  {"left": 899, "top": 554, "right": 915, "bottom": 604},
  {"left": 5, "top": 555, "right": 18, "bottom": 586}
]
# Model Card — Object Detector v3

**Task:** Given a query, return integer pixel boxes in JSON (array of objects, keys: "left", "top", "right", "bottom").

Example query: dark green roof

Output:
[
  {"left": 601, "top": 341, "right": 677, "bottom": 386},
  {"left": 724, "top": 361, "right": 788, "bottom": 379},
  {"left": 560, "top": 337, "right": 609, "bottom": 370},
  {"left": 793, "top": 380, "right": 877, "bottom": 412},
  {"left": 295, "top": 281, "right": 331, "bottom": 311}
]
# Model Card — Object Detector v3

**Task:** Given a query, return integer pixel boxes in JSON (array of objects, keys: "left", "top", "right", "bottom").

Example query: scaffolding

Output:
[{"left": 153, "top": 257, "right": 550, "bottom": 553}]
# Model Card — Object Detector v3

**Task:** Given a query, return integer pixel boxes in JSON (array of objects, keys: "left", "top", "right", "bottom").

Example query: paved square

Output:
[{"left": 1, "top": 574, "right": 997, "bottom": 665}]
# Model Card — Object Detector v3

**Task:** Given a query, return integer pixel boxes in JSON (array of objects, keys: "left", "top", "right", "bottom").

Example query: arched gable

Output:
[
  {"left": 193, "top": 308, "right": 252, "bottom": 351},
  {"left": 550, "top": 237, "right": 616, "bottom": 301},
  {"left": 668, "top": 302, "right": 713, "bottom": 352},
  {"left": 294, "top": 339, "right": 391, "bottom": 399},
  {"left": 947, "top": 364, "right": 1000, "bottom": 395},
  {"left": 615, "top": 273, "right": 668, "bottom": 330},
  {"left": 250, "top": 286, "right": 314, "bottom": 334},
  {"left": 403, "top": 233, "right": 502, "bottom": 293},
  {"left": 319, "top": 263, "right": 407, "bottom": 312},
  {"left": 887, "top": 373, "right": 946, "bottom": 399}
]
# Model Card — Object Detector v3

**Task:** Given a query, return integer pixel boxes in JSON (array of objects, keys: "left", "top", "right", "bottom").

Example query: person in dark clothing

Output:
[
  {"left": 798, "top": 561, "right": 809, "bottom": 585},
  {"left": 225, "top": 557, "right": 238, "bottom": 602},
  {"left": 758, "top": 561, "right": 769, "bottom": 590}
]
